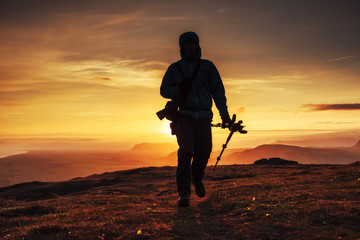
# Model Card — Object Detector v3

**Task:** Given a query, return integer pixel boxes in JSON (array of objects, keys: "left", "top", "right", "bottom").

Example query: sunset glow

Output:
[{"left": 1, "top": 1, "right": 360, "bottom": 154}]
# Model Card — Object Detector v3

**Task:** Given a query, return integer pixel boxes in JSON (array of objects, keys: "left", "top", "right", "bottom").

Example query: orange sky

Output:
[{"left": 1, "top": 0, "right": 360, "bottom": 152}]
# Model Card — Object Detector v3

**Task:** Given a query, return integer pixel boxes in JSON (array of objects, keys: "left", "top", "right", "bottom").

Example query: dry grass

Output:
[{"left": 0, "top": 164, "right": 359, "bottom": 239}]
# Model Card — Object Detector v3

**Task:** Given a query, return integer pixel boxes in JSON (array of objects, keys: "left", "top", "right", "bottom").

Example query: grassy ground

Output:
[{"left": 0, "top": 164, "right": 359, "bottom": 239}]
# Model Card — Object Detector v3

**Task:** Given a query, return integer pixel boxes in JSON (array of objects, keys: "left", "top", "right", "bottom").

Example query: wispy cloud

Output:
[
  {"left": 315, "top": 121, "right": 357, "bottom": 125},
  {"left": 237, "top": 107, "right": 246, "bottom": 113},
  {"left": 302, "top": 103, "right": 360, "bottom": 111},
  {"left": 322, "top": 55, "right": 359, "bottom": 63}
]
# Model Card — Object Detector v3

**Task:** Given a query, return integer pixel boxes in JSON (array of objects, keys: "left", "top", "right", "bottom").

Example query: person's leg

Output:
[
  {"left": 192, "top": 118, "right": 212, "bottom": 197},
  {"left": 176, "top": 115, "right": 194, "bottom": 202}
]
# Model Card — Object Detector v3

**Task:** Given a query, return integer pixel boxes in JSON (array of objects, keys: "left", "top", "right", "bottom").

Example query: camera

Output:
[{"left": 156, "top": 100, "right": 178, "bottom": 121}]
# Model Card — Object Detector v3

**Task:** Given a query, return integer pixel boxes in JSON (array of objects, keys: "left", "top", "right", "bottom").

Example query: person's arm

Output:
[
  {"left": 208, "top": 61, "right": 229, "bottom": 116},
  {"left": 160, "top": 64, "right": 181, "bottom": 99},
  {"left": 207, "top": 61, "right": 232, "bottom": 127}
]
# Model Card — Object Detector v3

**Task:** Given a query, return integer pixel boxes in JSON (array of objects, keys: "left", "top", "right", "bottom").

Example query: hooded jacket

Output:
[{"left": 160, "top": 32, "right": 229, "bottom": 120}]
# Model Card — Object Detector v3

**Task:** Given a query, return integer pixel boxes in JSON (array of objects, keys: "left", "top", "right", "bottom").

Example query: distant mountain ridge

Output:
[
  {"left": 0, "top": 143, "right": 180, "bottom": 188},
  {"left": 222, "top": 144, "right": 360, "bottom": 165},
  {"left": 273, "top": 131, "right": 360, "bottom": 147},
  {"left": 353, "top": 139, "right": 360, "bottom": 148},
  {"left": 1, "top": 142, "right": 360, "bottom": 188}
]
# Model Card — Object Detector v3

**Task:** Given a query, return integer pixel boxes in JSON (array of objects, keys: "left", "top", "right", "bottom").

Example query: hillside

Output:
[{"left": 0, "top": 164, "right": 359, "bottom": 239}]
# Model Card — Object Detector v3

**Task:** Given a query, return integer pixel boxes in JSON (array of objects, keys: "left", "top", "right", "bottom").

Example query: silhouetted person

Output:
[{"left": 160, "top": 31, "right": 231, "bottom": 207}]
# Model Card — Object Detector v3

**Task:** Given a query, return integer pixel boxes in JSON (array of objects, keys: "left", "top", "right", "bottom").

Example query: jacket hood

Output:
[{"left": 179, "top": 31, "right": 202, "bottom": 61}]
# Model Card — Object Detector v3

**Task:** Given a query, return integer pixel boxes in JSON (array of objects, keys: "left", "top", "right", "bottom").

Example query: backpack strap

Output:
[
  {"left": 175, "top": 61, "right": 185, "bottom": 79},
  {"left": 174, "top": 59, "right": 202, "bottom": 98}
]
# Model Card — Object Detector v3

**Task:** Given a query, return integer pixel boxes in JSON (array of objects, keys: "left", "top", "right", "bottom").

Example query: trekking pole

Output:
[{"left": 212, "top": 114, "right": 247, "bottom": 171}]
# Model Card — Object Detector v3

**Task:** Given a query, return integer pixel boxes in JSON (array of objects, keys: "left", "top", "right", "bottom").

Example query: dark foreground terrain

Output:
[{"left": 0, "top": 163, "right": 359, "bottom": 239}]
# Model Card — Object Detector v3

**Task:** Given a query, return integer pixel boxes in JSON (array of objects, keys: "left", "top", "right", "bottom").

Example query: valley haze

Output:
[{"left": 1, "top": 136, "right": 360, "bottom": 188}]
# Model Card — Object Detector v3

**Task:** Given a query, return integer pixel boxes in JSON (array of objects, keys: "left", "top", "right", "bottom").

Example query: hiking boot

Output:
[
  {"left": 193, "top": 180, "right": 205, "bottom": 198},
  {"left": 177, "top": 192, "right": 190, "bottom": 207}
]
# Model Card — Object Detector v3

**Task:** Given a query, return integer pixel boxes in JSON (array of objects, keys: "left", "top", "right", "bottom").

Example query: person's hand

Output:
[{"left": 221, "top": 113, "right": 232, "bottom": 129}]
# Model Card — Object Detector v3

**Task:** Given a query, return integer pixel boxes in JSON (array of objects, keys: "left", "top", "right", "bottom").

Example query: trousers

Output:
[{"left": 176, "top": 114, "right": 212, "bottom": 195}]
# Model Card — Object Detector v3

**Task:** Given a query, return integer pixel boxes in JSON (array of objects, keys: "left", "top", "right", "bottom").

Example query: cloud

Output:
[
  {"left": 98, "top": 77, "right": 112, "bottom": 81},
  {"left": 0, "top": 0, "right": 147, "bottom": 26},
  {"left": 1, "top": 0, "right": 360, "bottom": 138},
  {"left": 2, "top": 0, "right": 360, "bottom": 76},
  {"left": 315, "top": 121, "right": 357, "bottom": 125},
  {"left": 237, "top": 107, "right": 246, "bottom": 113},
  {"left": 322, "top": 55, "right": 359, "bottom": 63},
  {"left": 302, "top": 104, "right": 360, "bottom": 111}
]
